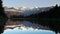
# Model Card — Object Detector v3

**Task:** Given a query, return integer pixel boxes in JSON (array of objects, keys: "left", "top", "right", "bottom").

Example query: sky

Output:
[{"left": 2, "top": 0, "right": 60, "bottom": 8}]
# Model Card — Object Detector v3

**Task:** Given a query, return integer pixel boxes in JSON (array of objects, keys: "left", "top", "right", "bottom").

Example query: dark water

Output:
[{"left": 2, "top": 19, "right": 56, "bottom": 34}]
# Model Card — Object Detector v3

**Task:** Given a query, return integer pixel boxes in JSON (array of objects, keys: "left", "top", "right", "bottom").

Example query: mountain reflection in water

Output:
[
  {"left": 3, "top": 27, "right": 55, "bottom": 34},
  {"left": 2, "top": 19, "right": 56, "bottom": 34}
]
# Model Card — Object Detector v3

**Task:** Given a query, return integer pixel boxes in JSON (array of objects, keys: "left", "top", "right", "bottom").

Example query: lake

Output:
[{"left": 3, "top": 19, "right": 56, "bottom": 34}]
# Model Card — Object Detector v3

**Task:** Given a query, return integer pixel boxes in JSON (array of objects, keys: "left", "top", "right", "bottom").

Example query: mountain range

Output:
[{"left": 4, "top": 6, "right": 53, "bottom": 17}]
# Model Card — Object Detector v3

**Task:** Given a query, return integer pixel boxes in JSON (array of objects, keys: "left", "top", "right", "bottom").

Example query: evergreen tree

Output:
[{"left": 0, "top": 0, "right": 8, "bottom": 34}]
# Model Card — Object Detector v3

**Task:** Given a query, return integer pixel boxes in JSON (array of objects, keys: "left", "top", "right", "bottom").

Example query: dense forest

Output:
[{"left": 26, "top": 5, "right": 60, "bottom": 18}]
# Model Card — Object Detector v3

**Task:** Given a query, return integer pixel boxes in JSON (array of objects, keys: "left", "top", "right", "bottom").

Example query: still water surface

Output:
[{"left": 3, "top": 19, "right": 55, "bottom": 34}]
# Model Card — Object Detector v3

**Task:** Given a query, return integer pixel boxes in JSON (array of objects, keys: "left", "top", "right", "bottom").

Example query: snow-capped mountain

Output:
[
  {"left": 18, "top": 7, "right": 51, "bottom": 16},
  {"left": 4, "top": 6, "right": 52, "bottom": 16}
]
